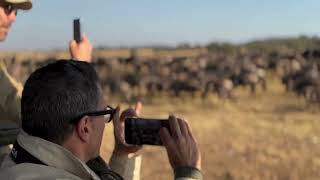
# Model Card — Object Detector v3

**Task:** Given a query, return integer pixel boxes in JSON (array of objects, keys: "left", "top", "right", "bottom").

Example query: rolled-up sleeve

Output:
[
  {"left": 109, "top": 153, "right": 142, "bottom": 180},
  {"left": 0, "top": 60, "right": 22, "bottom": 124}
]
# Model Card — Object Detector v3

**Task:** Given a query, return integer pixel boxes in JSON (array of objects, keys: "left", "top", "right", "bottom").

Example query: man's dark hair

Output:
[{"left": 21, "top": 60, "right": 101, "bottom": 145}]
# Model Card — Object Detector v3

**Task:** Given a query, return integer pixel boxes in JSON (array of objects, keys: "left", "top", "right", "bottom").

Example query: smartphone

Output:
[
  {"left": 125, "top": 117, "right": 170, "bottom": 146},
  {"left": 73, "top": 18, "right": 81, "bottom": 43}
]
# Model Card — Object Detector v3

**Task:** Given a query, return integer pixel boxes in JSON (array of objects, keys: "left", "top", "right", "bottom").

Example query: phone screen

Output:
[
  {"left": 73, "top": 18, "right": 81, "bottom": 43},
  {"left": 125, "top": 117, "right": 170, "bottom": 145}
]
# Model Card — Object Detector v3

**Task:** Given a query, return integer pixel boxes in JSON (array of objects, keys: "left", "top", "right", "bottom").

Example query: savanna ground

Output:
[{"left": 100, "top": 75, "right": 320, "bottom": 180}]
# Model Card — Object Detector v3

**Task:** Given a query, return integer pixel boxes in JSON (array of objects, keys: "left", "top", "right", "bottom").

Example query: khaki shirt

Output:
[
  {"left": 0, "top": 131, "right": 142, "bottom": 180},
  {"left": 0, "top": 60, "right": 22, "bottom": 124},
  {"left": 0, "top": 60, "right": 22, "bottom": 164}
]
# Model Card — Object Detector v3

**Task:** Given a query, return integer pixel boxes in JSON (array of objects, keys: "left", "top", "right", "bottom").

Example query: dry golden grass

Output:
[{"left": 100, "top": 76, "right": 320, "bottom": 180}]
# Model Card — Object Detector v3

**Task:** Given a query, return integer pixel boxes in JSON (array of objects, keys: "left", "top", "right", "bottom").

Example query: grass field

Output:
[{"left": 100, "top": 76, "right": 320, "bottom": 180}]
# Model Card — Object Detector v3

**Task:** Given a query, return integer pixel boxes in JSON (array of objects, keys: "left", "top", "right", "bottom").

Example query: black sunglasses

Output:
[
  {"left": 0, "top": 3, "right": 18, "bottom": 16},
  {"left": 70, "top": 105, "right": 116, "bottom": 124}
]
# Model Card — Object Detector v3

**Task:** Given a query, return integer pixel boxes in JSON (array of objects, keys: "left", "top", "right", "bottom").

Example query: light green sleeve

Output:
[
  {"left": 109, "top": 153, "right": 141, "bottom": 180},
  {"left": 0, "top": 60, "right": 22, "bottom": 125}
]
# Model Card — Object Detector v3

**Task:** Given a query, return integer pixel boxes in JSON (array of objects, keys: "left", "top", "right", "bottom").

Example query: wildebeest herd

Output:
[{"left": 3, "top": 49, "right": 320, "bottom": 105}]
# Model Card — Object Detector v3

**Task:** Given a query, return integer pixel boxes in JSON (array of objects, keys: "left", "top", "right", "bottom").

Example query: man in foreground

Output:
[
  {"left": 0, "top": 1, "right": 143, "bottom": 179},
  {"left": 0, "top": 60, "right": 202, "bottom": 180}
]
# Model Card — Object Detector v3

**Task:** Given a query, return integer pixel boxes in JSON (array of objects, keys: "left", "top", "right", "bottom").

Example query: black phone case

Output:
[
  {"left": 125, "top": 118, "right": 170, "bottom": 146},
  {"left": 73, "top": 19, "right": 81, "bottom": 43}
]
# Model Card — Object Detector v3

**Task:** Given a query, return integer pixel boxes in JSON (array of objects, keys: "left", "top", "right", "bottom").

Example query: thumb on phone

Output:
[{"left": 69, "top": 40, "right": 77, "bottom": 49}]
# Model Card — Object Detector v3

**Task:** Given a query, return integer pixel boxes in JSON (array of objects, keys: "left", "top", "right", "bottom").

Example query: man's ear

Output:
[{"left": 75, "top": 116, "right": 92, "bottom": 143}]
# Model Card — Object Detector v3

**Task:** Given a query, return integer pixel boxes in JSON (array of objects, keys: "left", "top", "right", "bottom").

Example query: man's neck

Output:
[{"left": 62, "top": 137, "right": 89, "bottom": 162}]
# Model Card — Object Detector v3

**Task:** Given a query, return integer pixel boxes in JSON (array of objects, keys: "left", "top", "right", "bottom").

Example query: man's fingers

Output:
[
  {"left": 160, "top": 127, "right": 173, "bottom": 147},
  {"left": 69, "top": 40, "right": 77, "bottom": 48},
  {"left": 185, "top": 120, "right": 196, "bottom": 142},
  {"left": 178, "top": 118, "right": 188, "bottom": 137},
  {"left": 169, "top": 115, "right": 181, "bottom": 139},
  {"left": 135, "top": 101, "right": 142, "bottom": 116},
  {"left": 112, "top": 106, "right": 123, "bottom": 139},
  {"left": 122, "top": 141, "right": 142, "bottom": 149},
  {"left": 69, "top": 40, "right": 77, "bottom": 55},
  {"left": 114, "top": 106, "right": 121, "bottom": 120},
  {"left": 112, "top": 106, "right": 121, "bottom": 126},
  {"left": 127, "top": 147, "right": 143, "bottom": 158},
  {"left": 120, "top": 108, "right": 137, "bottom": 122}
]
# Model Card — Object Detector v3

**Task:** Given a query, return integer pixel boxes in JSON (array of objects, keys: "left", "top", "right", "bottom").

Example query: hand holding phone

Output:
[
  {"left": 160, "top": 116, "right": 202, "bottom": 171},
  {"left": 69, "top": 18, "right": 92, "bottom": 62},
  {"left": 124, "top": 115, "right": 202, "bottom": 172},
  {"left": 125, "top": 117, "right": 171, "bottom": 145}
]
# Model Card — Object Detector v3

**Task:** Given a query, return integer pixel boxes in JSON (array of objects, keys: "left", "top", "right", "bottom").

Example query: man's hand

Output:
[
  {"left": 69, "top": 34, "right": 92, "bottom": 62},
  {"left": 112, "top": 102, "right": 143, "bottom": 157},
  {"left": 160, "top": 116, "right": 201, "bottom": 170}
]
